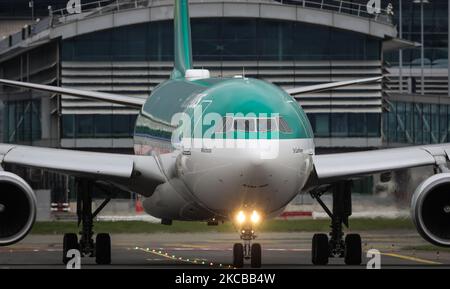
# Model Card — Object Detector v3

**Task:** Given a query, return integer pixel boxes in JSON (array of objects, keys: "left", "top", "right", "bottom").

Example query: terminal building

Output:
[
  {"left": 384, "top": 0, "right": 450, "bottom": 147},
  {"left": 0, "top": 0, "right": 447, "bottom": 211}
]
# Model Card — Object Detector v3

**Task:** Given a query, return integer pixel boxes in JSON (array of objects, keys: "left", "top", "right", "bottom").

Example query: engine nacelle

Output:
[
  {"left": 0, "top": 171, "right": 37, "bottom": 246},
  {"left": 411, "top": 173, "right": 450, "bottom": 247}
]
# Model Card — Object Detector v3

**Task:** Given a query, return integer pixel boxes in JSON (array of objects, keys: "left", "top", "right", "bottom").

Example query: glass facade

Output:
[
  {"left": 352, "top": 176, "right": 374, "bottom": 195},
  {"left": 383, "top": 101, "right": 450, "bottom": 145},
  {"left": 2, "top": 99, "right": 41, "bottom": 143},
  {"left": 60, "top": 18, "right": 383, "bottom": 140},
  {"left": 62, "top": 114, "right": 137, "bottom": 139},
  {"left": 62, "top": 18, "right": 381, "bottom": 62},
  {"left": 384, "top": 0, "right": 449, "bottom": 67},
  {"left": 308, "top": 113, "right": 381, "bottom": 138}
]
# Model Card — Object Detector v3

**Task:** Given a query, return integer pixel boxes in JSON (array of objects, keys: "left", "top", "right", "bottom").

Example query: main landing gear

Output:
[
  {"left": 310, "top": 181, "right": 362, "bottom": 266},
  {"left": 233, "top": 228, "right": 262, "bottom": 268},
  {"left": 62, "top": 179, "right": 112, "bottom": 265}
]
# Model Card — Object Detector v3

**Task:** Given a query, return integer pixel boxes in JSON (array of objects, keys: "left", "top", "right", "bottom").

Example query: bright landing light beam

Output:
[
  {"left": 250, "top": 210, "right": 261, "bottom": 224},
  {"left": 235, "top": 210, "right": 261, "bottom": 225},
  {"left": 236, "top": 211, "right": 246, "bottom": 224}
]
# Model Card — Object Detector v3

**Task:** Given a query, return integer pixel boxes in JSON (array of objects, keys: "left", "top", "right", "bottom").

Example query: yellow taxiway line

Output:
[{"left": 380, "top": 252, "right": 442, "bottom": 265}]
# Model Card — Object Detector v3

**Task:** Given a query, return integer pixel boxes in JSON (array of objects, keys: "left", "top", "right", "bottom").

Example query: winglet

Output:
[{"left": 171, "top": 0, "right": 193, "bottom": 79}]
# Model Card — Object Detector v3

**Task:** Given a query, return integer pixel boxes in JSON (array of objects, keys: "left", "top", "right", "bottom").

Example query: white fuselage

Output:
[{"left": 142, "top": 138, "right": 315, "bottom": 221}]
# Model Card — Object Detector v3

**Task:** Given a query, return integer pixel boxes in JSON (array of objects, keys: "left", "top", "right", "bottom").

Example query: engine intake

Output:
[
  {"left": 411, "top": 173, "right": 450, "bottom": 247},
  {"left": 0, "top": 171, "right": 36, "bottom": 246}
]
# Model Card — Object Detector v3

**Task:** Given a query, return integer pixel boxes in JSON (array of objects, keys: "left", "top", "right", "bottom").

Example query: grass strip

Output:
[{"left": 31, "top": 218, "right": 415, "bottom": 235}]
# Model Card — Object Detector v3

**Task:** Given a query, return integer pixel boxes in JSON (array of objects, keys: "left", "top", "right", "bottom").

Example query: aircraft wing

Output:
[
  {"left": 285, "top": 77, "right": 382, "bottom": 95},
  {"left": 312, "top": 144, "right": 450, "bottom": 184},
  {"left": 0, "top": 144, "right": 167, "bottom": 194},
  {"left": 0, "top": 79, "right": 145, "bottom": 108}
]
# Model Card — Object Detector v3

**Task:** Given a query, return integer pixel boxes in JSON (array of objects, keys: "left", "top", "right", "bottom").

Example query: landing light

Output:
[
  {"left": 235, "top": 210, "right": 261, "bottom": 225},
  {"left": 251, "top": 211, "right": 261, "bottom": 224},
  {"left": 236, "top": 211, "right": 246, "bottom": 224}
]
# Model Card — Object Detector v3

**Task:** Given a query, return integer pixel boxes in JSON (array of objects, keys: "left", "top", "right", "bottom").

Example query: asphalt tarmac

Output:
[{"left": 1, "top": 231, "right": 449, "bottom": 269}]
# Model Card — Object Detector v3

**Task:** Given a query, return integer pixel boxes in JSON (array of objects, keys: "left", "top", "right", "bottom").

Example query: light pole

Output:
[
  {"left": 448, "top": 0, "right": 450, "bottom": 97},
  {"left": 29, "top": 1, "right": 34, "bottom": 21}
]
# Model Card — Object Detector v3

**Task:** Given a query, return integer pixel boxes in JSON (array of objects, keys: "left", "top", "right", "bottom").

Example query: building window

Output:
[
  {"left": 439, "top": 105, "right": 448, "bottom": 143},
  {"left": 62, "top": 19, "right": 381, "bottom": 62},
  {"left": 94, "top": 115, "right": 112, "bottom": 138},
  {"left": 405, "top": 103, "right": 414, "bottom": 144},
  {"left": 383, "top": 0, "right": 449, "bottom": 68},
  {"left": 308, "top": 113, "right": 381, "bottom": 138},
  {"left": 61, "top": 114, "right": 137, "bottom": 139},
  {"left": 422, "top": 104, "right": 431, "bottom": 144},
  {"left": 367, "top": 114, "right": 381, "bottom": 137},
  {"left": 311, "top": 114, "right": 330, "bottom": 137},
  {"left": 414, "top": 103, "right": 423, "bottom": 144},
  {"left": 331, "top": 114, "right": 348, "bottom": 137},
  {"left": 431, "top": 104, "right": 439, "bottom": 144},
  {"left": 76, "top": 115, "right": 94, "bottom": 138},
  {"left": 396, "top": 102, "right": 406, "bottom": 143},
  {"left": 383, "top": 101, "right": 450, "bottom": 145},
  {"left": 62, "top": 115, "right": 75, "bottom": 138},
  {"left": 348, "top": 114, "right": 367, "bottom": 137},
  {"left": 113, "top": 115, "right": 131, "bottom": 137},
  {"left": 2, "top": 99, "right": 41, "bottom": 143},
  {"left": 388, "top": 103, "right": 398, "bottom": 142},
  {"left": 352, "top": 176, "right": 374, "bottom": 195}
]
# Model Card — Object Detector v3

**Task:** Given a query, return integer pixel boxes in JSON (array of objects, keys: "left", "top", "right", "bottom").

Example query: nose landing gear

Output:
[
  {"left": 233, "top": 227, "right": 262, "bottom": 268},
  {"left": 310, "top": 181, "right": 362, "bottom": 266}
]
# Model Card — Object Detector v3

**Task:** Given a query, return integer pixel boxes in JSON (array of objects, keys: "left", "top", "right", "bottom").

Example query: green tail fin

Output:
[{"left": 172, "top": 0, "right": 193, "bottom": 79}]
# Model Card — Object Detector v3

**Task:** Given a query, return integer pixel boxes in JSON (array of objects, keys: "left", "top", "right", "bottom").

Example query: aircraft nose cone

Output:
[
  {"left": 249, "top": 152, "right": 264, "bottom": 167},
  {"left": 244, "top": 152, "right": 272, "bottom": 185}
]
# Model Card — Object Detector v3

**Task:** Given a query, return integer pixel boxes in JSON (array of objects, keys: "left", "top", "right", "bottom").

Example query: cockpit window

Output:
[
  {"left": 234, "top": 118, "right": 256, "bottom": 133},
  {"left": 257, "top": 118, "right": 276, "bottom": 132},
  {"left": 219, "top": 116, "right": 233, "bottom": 133},
  {"left": 278, "top": 117, "right": 292, "bottom": 133},
  {"left": 215, "top": 116, "right": 292, "bottom": 133}
]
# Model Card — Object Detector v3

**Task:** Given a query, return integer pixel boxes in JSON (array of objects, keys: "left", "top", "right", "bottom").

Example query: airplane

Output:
[{"left": 0, "top": 0, "right": 449, "bottom": 268}]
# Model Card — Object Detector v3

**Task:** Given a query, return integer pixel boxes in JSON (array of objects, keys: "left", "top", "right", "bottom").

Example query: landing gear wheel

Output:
[
  {"left": 344, "top": 234, "right": 362, "bottom": 265},
  {"left": 312, "top": 234, "right": 329, "bottom": 265},
  {"left": 95, "top": 233, "right": 111, "bottom": 265},
  {"left": 251, "top": 243, "right": 262, "bottom": 268},
  {"left": 63, "top": 233, "right": 79, "bottom": 265},
  {"left": 233, "top": 243, "right": 244, "bottom": 268}
]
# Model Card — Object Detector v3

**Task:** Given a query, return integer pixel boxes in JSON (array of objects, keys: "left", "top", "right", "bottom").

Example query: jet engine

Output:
[
  {"left": 411, "top": 173, "right": 450, "bottom": 247},
  {"left": 0, "top": 171, "right": 37, "bottom": 246}
]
